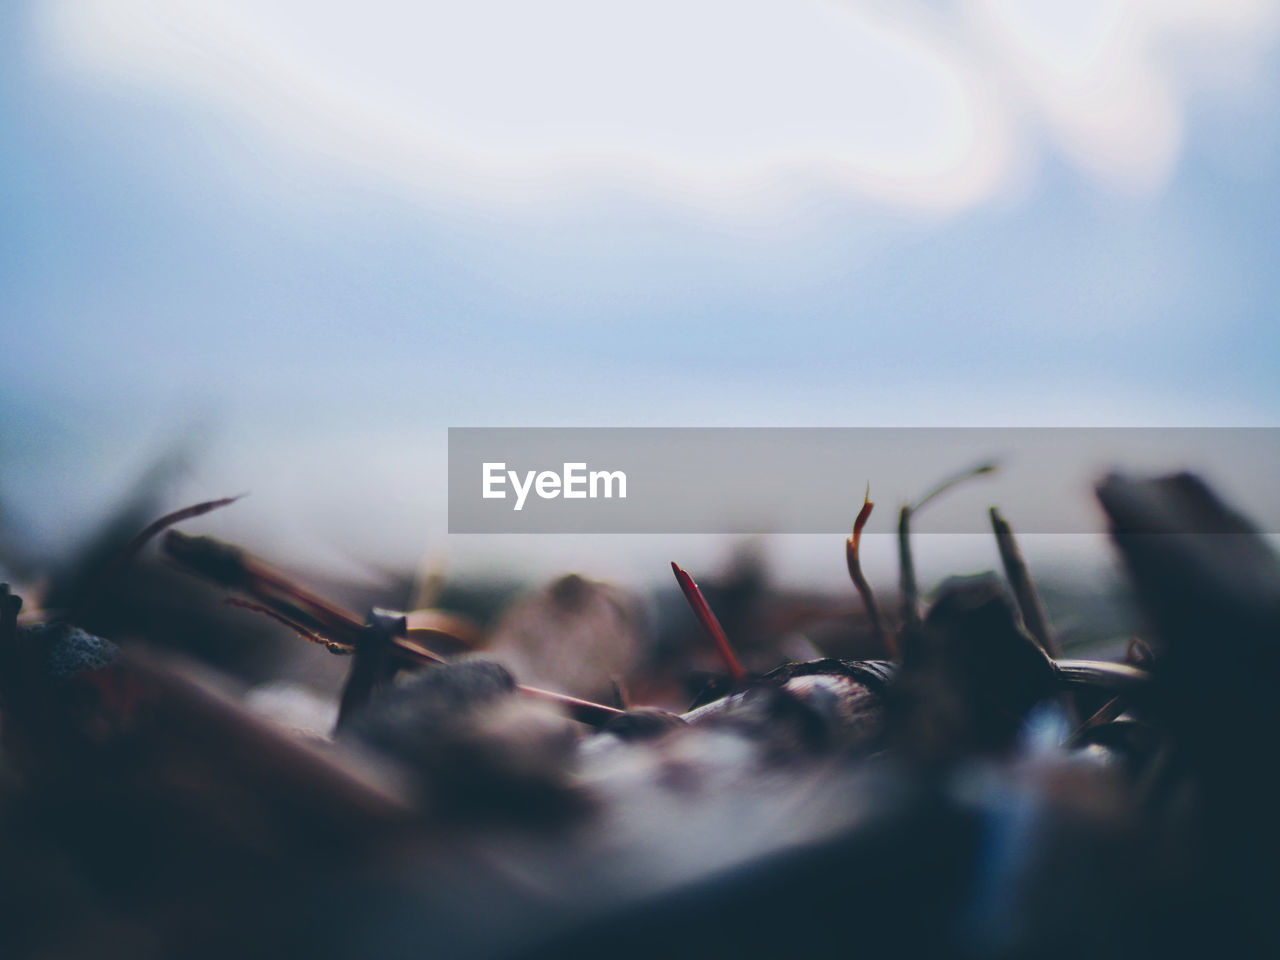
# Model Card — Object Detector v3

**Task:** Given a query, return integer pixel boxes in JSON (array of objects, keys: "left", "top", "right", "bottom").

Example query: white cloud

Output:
[
  {"left": 965, "top": 0, "right": 1279, "bottom": 192},
  {"left": 32, "top": 0, "right": 1280, "bottom": 213}
]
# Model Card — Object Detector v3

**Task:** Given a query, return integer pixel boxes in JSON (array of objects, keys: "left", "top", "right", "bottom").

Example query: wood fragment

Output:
[
  {"left": 121, "top": 645, "right": 416, "bottom": 824},
  {"left": 336, "top": 610, "right": 404, "bottom": 731}
]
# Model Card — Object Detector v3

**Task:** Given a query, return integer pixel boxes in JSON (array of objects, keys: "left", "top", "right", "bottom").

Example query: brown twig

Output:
[
  {"left": 404, "top": 609, "right": 482, "bottom": 650},
  {"left": 670, "top": 561, "right": 747, "bottom": 683},
  {"left": 846, "top": 484, "right": 895, "bottom": 659},
  {"left": 1054, "top": 659, "right": 1150, "bottom": 695},
  {"left": 989, "top": 506, "right": 1059, "bottom": 658},
  {"left": 225, "top": 598, "right": 349, "bottom": 654},
  {"left": 520, "top": 685, "right": 626, "bottom": 726},
  {"left": 163, "top": 530, "right": 622, "bottom": 726},
  {"left": 122, "top": 495, "right": 246, "bottom": 565},
  {"left": 87, "top": 495, "right": 247, "bottom": 607},
  {"left": 164, "top": 531, "right": 370, "bottom": 648},
  {"left": 1064, "top": 696, "right": 1123, "bottom": 748}
]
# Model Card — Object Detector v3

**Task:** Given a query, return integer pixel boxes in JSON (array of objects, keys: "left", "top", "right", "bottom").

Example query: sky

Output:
[{"left": 2, "top": 0, "right": 1279, "bottom": 586}]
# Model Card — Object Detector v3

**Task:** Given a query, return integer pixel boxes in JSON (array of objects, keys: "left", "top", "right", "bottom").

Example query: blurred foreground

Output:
[{"left": 0, "top": 466, "right": 1277, "bottom": 958}]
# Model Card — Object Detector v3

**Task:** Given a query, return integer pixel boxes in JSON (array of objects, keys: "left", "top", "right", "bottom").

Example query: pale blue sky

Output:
[{"left": 2, "top": 0, "right": 1278, "bottom": 582}]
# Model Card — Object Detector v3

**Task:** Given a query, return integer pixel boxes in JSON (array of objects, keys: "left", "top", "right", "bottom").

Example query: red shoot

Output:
[{"left": 670, "top": 561, "right": 747, "bottom": 683}]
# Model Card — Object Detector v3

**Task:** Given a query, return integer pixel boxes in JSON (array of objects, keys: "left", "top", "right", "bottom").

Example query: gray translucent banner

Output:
[{"left": 448, "top": 428, "right": 1280, "bottom": 534}]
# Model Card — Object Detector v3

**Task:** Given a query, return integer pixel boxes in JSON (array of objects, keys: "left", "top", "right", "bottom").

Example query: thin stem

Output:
[
  {"left": 912, "top": 461, "right": 998, "bottom": 513},
  {"left": 670, "top": 561, "right": 747, "bottom": 683},
  {"left": 897, "top": 505, "right": 921, "bottom": 635},
  {"left": 989, "top": 506, "right": 1058, "bottom": 658},
  {"left": 897, "top": 462, "right": 999, "bottom": 635},
  {"left": 846, "top": 485, "right": 895, "bottom": 659}
]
